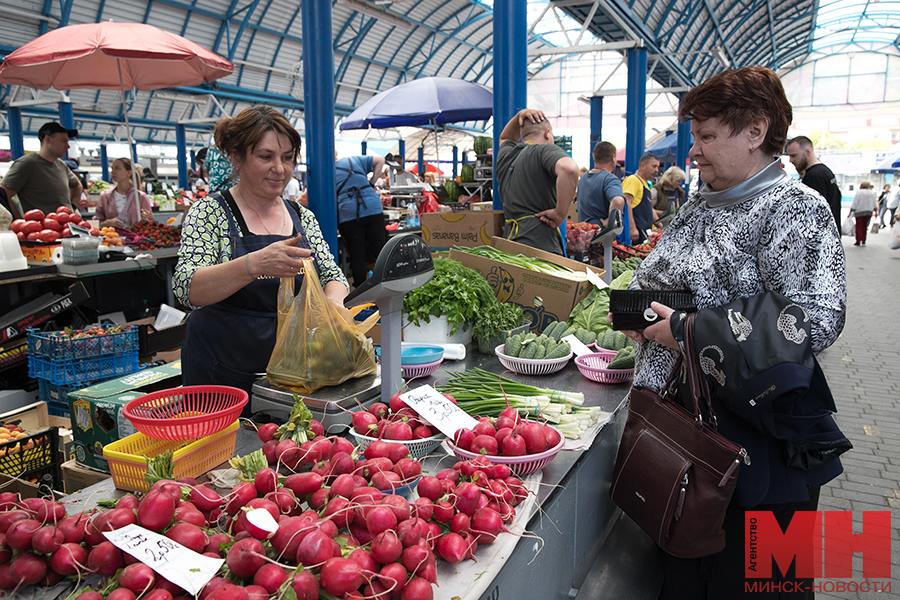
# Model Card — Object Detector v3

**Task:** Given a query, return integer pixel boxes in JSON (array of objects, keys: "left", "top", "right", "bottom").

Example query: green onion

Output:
[
  {"left": 437, "top": 368, "right": 585, "bottom": 405},
  {"left": 454, "top": 246, "right": 588, "bottom": 281}
]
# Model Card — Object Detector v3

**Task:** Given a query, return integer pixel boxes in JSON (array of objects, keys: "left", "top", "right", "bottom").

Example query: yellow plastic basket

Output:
[{"left": 103, "top": 420, "right": 239, "bottom": 493}]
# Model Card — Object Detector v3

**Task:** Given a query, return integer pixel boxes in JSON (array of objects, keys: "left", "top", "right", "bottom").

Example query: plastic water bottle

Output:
[{"left": 407, "top": 202, "right": 419, "bottom": 227}]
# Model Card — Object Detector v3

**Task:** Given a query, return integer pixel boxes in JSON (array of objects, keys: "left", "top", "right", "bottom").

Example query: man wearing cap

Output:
[
  {"left": 384, "top": 153, "right": 419, "bottom": 187},
  {"left": 0, "top": 122, "right": 83, "bottom": 219}
]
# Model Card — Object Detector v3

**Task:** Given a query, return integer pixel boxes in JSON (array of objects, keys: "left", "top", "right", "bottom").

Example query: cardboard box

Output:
[
  {"left": 61, "top": 459, "right": 110, "bottom": 494},
  {"left": 449, "top": 237, "right": 604, "bottom": 333},
  {"left": 566, "top": 201, "right": 579, "bottom": 223},
  {"left": 20, "top": 241, "right": 62, "bottom": 263},
  {"left": 0, "top": 473, "right": 64, "bottom": 499},
  {"left": 0, "top": 401, "right": 73, "bottom": 458},
  {"left": 68, "top": 361, "right": 182, "bottom": 472},
  {"left": 469, "top": 202, "right": 493, "bottom": 211},
  {"left": 420, "top": 210, "right": 504, "bottom": 249}
]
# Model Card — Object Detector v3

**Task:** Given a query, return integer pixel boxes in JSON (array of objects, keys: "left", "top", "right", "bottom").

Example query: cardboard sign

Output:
[
  {"left": 562, "top": 334, "right": 594, "bottom": 357},
  {"left": 399, "top": 385, "right": 478, "bottom": 437},
  {"left": 586, "top": 268, "right": 608, "bottom": 290},
  {"left": 104, "top": 524, "right": 223, "bottom": 596}
]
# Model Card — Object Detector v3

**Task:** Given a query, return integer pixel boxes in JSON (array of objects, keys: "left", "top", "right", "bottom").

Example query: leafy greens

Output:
[{"left": 567, "top": 270, "right": 633, "bottom": 334}]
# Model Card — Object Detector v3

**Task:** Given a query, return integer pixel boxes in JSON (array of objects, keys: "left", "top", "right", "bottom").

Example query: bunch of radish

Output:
[
  {"left": 350, "top": 393, "right": 452, "bottom": 441},
  {"left": 452, "top": 408, "right": 562, "bottom": 457},
  {"left": 254, "top": 418, "right": 328, "bottom": 470}
]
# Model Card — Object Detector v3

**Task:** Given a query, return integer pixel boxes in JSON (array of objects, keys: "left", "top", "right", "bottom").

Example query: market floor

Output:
[{"left": 578, "top": 229, "right": 900, "bottom": 600}]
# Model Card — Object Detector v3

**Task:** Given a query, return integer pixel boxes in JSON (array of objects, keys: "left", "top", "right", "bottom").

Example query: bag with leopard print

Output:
[{"left": 611, "top": 313, "right": 747, "bottom": 558}]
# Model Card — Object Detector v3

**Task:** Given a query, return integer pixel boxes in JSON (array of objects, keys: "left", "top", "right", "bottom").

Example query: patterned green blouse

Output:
[{"left": 173, "top": 195, "right": 348, "bottom": 308}]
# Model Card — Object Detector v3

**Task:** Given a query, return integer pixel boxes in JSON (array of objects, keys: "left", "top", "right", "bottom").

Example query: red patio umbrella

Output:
[
  {"left": 408, "top": 162, "right": 443, "bottom": 176},
  {"left": 0, "top": 21, "right": 234, "bottom": 191}
]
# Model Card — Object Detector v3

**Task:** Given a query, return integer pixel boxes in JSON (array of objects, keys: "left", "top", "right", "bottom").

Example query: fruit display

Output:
[
  {"left": 349, "top": 393, "right": 444, "bottom": 442},
  {"left": 566, "top": 222, "right": 600, "bottom": 255},
  {"left": 10, "top": 207, "right": 93, "bottom": 243},
  {"left": 98, "top": 227, "right": 123, "bottom": 247},
  {"left": 86, "top": 181, "right": 110, "bottom": 194},
  {"left": 128, "top": 219, "right": 181, "bottom": 247},
  {"left": 606, "top": 346, "right": 636, "bottom": 370}
]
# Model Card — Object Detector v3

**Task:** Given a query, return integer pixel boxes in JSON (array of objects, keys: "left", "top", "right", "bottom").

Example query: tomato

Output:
[
  {"left": 90, "top": 228, "right": 100, "bottom": 237},
  {"left": 23, "top": 209, "right": 45, "bottom": 222},
  {"left": 56, "top": 206, "right": 72, "bottom": 215},
  {"left": 55, "top": 213, "right": 71, "bottom": 225},
  {"left": 21, "top": 221, "right": 42, "bottom": 235},
  {"left": 38, "top": 230, "right": 60, "bottom": 243},
  {"left": 26, "top": 231, "right": 41, "bottom": 241},
  {"left": 42, "top": 219, "right": 61, "bottom": 232},
  {"left": 61, "top": 227, "right": 71, "bottom": 238},
  {"left": 45, "top": 212, "right": 58, "bottom": 222},
  {"left": 10, "top": 219, "right": 25, "bottom": 233},
  {"left": 16, "top": 231, "right": 25, "bottom": 241}
]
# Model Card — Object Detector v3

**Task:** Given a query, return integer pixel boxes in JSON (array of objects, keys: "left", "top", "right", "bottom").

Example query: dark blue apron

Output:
[{"left": 181, "top": 190, "right": 314, "bottom": 405}]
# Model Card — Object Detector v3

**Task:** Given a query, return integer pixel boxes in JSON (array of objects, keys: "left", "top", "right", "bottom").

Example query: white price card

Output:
[
  {"left": 103, "top": 524, "right": 224, "bottom": 596},
  {"left": 399, "top": 384, "right": 479, "bottom": 438},
  {"left": 585, "top": 267, "right": 608, "bottom": 290},
  {"left": 562, "top": 334, "right": 594, "bottom": 357}
]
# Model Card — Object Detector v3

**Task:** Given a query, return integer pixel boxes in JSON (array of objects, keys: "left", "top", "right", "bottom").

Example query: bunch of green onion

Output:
[{"left": 454, "top": 246, "right": 588, "bottom": 281}]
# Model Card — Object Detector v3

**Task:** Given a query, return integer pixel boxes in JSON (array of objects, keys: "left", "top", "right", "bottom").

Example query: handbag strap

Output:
[{"left": 682, "top": 312, "right": 720, "bottom": 430}]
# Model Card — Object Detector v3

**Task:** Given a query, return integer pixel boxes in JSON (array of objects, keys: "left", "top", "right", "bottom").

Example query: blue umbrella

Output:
[
  {"left": 872, "top": 146, "right": 900, "bottom": 173},
  {"left": 645, "top": 132, "right": 693, "bottom": 164},
  {"left": 339, "top": 77, "right": 492, "bottom": 130}
]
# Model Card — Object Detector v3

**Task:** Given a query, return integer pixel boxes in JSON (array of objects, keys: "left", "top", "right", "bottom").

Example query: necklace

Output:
[{"left": 236, "top": 186, "right": 285, "bottom": 235}]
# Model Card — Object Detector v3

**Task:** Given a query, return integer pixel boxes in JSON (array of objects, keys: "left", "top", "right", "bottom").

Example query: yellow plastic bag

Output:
[{"left": 266, "top": 258, "right": 379, "bottom": 394}]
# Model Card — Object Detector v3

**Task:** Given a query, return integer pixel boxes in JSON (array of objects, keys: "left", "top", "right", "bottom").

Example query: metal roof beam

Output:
[
  {"left": 528, "top": 39, "right": 644, "bottom": 55},
  {"left": 698, "top": 0, "right": 736, "bottom": 67}
]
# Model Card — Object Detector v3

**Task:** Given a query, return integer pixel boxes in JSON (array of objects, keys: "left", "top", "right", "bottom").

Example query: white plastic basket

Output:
[
  {"left": 447, "top": 433, "right": 565, "bottom": 476},
  {"left": 495, "top": 344, "right": 572, "bottom": 376},
  {"left": 349, "top": 430, "right": 445, "bottom": 459}
]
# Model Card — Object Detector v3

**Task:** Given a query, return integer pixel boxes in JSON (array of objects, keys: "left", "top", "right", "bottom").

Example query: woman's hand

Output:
[
  {"left": 641, "top": 302, "right": 678, "bottom": 350},
  {"left": 101, "top": 218, "right": 125, "bottom": 229},
  {"left": 140, "top": 209, "right": 153, "bottom": 221},
  {"left": 247, "top": 234, "right": 313, "bottom": 279}
]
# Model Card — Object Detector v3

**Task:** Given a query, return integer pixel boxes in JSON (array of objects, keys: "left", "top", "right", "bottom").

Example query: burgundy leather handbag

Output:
[{"left": 610, "top": 313, "right": 749, "bottom": 558}]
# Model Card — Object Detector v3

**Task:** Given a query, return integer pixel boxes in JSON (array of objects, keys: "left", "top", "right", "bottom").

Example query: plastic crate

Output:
[
  {"left": 103, "top": 420, "right": 239, "bottom": 493},
  {"left": 28, "top": 351, "right": 141, "bottom": 386},
  {"left": 27, "top": 327, "right": 139, "bottom": 361},
  {"left": 38, "top": 378, "right": 101, "bottom": 417},
  {"left": 0, "top": 427, "right": 61, "bottom": 482},
  {"left": 0, "top": 341, "right": 27, "bottom": 370}
]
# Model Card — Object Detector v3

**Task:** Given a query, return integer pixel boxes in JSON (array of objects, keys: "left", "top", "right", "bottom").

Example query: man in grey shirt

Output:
[
  {"left": 1, "top": 122, "right": 83, "bottom": 219},
  {"left": 495, "top": 108, "right": 579, "bottom": 255}
]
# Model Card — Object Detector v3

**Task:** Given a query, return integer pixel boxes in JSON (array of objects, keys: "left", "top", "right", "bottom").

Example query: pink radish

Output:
[
  {"left": 244, "top": 585, "right": 268, "bottom": 600},
  {"left": 470, "top": 434, "right": 499, "bottom": 456},
  {"left": 297, "top": 530, "right": 336, "bottom": 567},
  {"left": 0, "top": 510, "right": 29, "bottom": 534},
  {"left": 199, "top": 577, "right": 230, "bottom": 600},
  {"left": 393, "top": 458, "right": 421, "bottom": 482},
  {"left": 143, "top": 590, "right": 174, "bottom": 600},
  {"left": 137, "top": 491, "right": 176, "bottom": 532},
  {"left": 380, "top": 494, "right": 411, "bottom": 523},
  {"left": 271, "top": 516, "right": 316, "bottom": 560},
  {"left": 348, "top": 547, "right": 378, "bottom": 573},
  {"left": 191, "top": 484, "right": 224, "bottom": 512},
  {"left": 205, "top": 532, "right": 232, "bottom": 557},
  {"left": 320, "top": 557, "right": 365, "bottom": 596},
  {"left": 9, "top": 552, "right": 47, "bottom": 586},
  {"left": 0, "top": 533, "right": 9, "bottom": 565},
  {"left": 6, "top": 519, "right": 41, "bottom": 551},
  {"left": 49, "top": 542, "right": 88, "bottom": 576},
  {"left": 242, "top": 508, "right": 279, "bottom": 540},
  {"left": 225, "top": 537, "right": 265, "bottom": 579},
  {"left": 470, "top": 506, "right": 505, "bottom": 544},
  {"left": 88, "top": 540, "right": 124, "bottom": 576},
  {"left": 283, "top": 472, "right": 324, "bottom": 498},
  {"left": 252, "top": 563, "right": 288, "bottom": 594},
  {"left": 207, "top": 584, "right": 248, "bottom": 600},
  {"left": 254, "top": 468, "right": 278, "bottom": 495},
  {"left": 412, "top": 497, "right": 434, "bottom": 521},
  {"left": 257, "top": 422, "right": 278, "bottom": 443},
  {"left": 0, "top": 493, "right": 17, "bottom": 511},
  {"left": 34, "top": 500, "right": 67, "bottom": 525},
  {"left": 353, "top": 410, "right": 378, "bottom": 435},
  {"left": 31, "top": 525, "right": 64, "bottom": 554},
  {"left": 166, "top": 522, "right": 209, "bottom": 553},
  {"left": 379, "top": 562, "right": 408, "bottom": 596},
  {"left": 545, "top": 424, "right": 562, "bottom": 447},
  {"left": 323, "top": 497, "right": 353, "bottom": 529},
  {"left": 432, "top": 500, "right": 455, "bottom": 524},
  {"left": 453, "top": 428, "right": 475, "bottom": 451},
  {"left": 107, "top": 589, "right": 137, "bottom": 600},
  {"left": 265, "top": 488, "right": 297, "bottom": 515},
  {"left": 371, "top": 530, "right": 403, "bottom": 564},
  {"left": 450, "top": 512, "right": 470, "bottom": 534},
  {"left": 402, "top": 576, "right": 434, "bottom": 600},
  {"left": 262, "top": 440, "right": 278, "bottom": 465},
  {"left": 397, "top": 518, "right": 424, "bottom": 547},
  {"left": 453, "top": 481, "right": 482, "bottom": 516},
  {"left": 436, "top": 532, "right": 468, "bottom": 563},
  {"left": 416, "top": 476, "right": 442, "bottom": 502},
  {"left": 366, "top": 505, "right": 398, "bottom": 536},
  {"left": 518, "top": 421, "right": 549, "bottom": 454},
  {"left": 224, "top": 482, "right": 257, "bottom": 517},
  {"left": 290, "top": 569, "right": 320, "bottom": 600},
  {"left": 119, "top": 562, "right": 156, "bottom": 595},
  {"left": 57, "top": 514, "right": 88, "bottom": 544},
  {"left": 501, "top": 430, "right": 527, "bottom": 456}
]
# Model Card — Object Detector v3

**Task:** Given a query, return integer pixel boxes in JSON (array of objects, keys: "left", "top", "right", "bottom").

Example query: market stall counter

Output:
[{"left": 55, "top": 350, "right": 632, "bottom": 600}]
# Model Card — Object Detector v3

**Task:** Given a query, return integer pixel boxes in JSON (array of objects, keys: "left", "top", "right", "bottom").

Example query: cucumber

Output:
[
  {"left": 614, "top": 332, "right": 627, "bottom": 351},
  {"left": 544, "top": 337, "right": 558, "bottom": 354},
  {"left": 549, "top": 321, "right": 567, "bottom": 341},
  {"left": 542, "top": 321, "right": 559, "bottom": 337},
  {"left": 522, "top": 340, "right": 539, "bottom": 359},
  {"left": 559, "top": 327, "right": 576, "bottom": 340},
  {"left": 524, "top": 332, "right": 537, "bottom": 343},
  {"left": 600, "top": 329, "right": 615, "bottom": 350},
  {"left": 575, "top": 328, "right": 595, "bottom": 345},
  {"left": 546, "top": 342, "right": 571, "bottom": 359},
  {"left": 505, "top": 333, "right": 523, "bottom": 357},
  {"left": 608, "top": 348, "right": 635, "bottom": 370},
  {"left": 534, "top": 344, "right": 547, "bottom": 359}
]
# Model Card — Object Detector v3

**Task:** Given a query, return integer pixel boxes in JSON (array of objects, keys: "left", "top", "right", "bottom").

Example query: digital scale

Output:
[{"left": 250, "top": 234, "right": 435, "bottom": 430}]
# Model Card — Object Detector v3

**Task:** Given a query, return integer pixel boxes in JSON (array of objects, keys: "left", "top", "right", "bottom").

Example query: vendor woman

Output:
[
  {"left": 173, "top": 105, "right": 348, "bottom": 404},
  {"left": 95, "top": 157, "right": 153, "bottom": 228}
]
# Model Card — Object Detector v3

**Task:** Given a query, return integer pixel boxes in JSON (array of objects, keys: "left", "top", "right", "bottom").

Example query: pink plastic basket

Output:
[
  {"left": 401, "top": 358, "right": 442, "bottom": 379},
  {"left": 123, "top": 385, "right": 248, "bottom": 441},
  {"left": 589, "top": 345, "right": 618, "bottom": 360},
  {"left": 447, "top": 432, "right": 565, "bottom": 476},
  {"left": 575, "top": 353, "right": 634, "bottom": 384}
]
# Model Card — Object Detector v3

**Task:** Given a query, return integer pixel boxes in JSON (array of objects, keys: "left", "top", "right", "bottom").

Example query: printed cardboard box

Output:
[
  {"left": 449, "top": 237, "right": 604, "bottom": 333},
  {"left": 61, "top": 459, "right": 110, "bottom": 494},
  {"left": 420, "top": 210, "right": 504, "bottom": 249},
  {"left": 566, "top": 201, "right": 578, "bottom": 223},
  {"left": 67, "top": 361, "right": 182, "bottom": 472},
  {"left": 20, "top": 242, "right": 62, "bottom": 263}
]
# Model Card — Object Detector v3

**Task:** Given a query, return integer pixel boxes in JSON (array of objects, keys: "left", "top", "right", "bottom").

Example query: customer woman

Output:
[
  {"left": 848, "top": 181, "right": 877, "bottom": 245},
  {"left": 95, "top": 158, "right": 153, "bottom": 228},
  {"left": 619, "top": 67, "right": 847, "bottom": 599},
  {"left": 651, "top": 165, "right": 685, "bottom": 220},
  {"left": 173, "top": 105, "right": 348, "bottom": 404},
  {"left": 876, "top": 183, "right": 891, "bottom": 228}
]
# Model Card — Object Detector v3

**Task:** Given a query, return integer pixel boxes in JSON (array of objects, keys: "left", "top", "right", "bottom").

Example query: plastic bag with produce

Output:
[{"left": 266, "top": 257, "right": 379, "bottom": 394}]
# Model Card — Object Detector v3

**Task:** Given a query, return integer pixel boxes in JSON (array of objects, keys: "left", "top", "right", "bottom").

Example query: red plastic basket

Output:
[{"left": 122, "top": 385, "right": 248, "bottom": 441}]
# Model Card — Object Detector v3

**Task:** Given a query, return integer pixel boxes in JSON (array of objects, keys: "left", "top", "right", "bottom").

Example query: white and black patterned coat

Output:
[{"left": 631, "top": 160, "right": 847, "bottom": 393}]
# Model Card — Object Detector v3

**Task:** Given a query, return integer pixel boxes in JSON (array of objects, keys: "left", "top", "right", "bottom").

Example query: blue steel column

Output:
[
  {"left": 301, "top": 0, "right": 338, "bottom": 254},
  {"left": 620, "top": 48, "right": 647, "bottom": 243},
  {"left": 132, "top": 144, "right": 138, "bottom": 164},
  {"left": 676, "top": 96, "right": 691, "bottom": 190},
  {"left": 100, "top": 146, "right": 110, "bottom": 183},
  {"left": 7, "top": 108, "right": 24, "bottom": 159},
  {"left": 176, "top": 124, "right": 188, "bottom": 190},
  {"left": 492, "top": 0, "right": 527, "bottom": 210},
  {"left": 190, "top": 150, "right": 196, "bottom": 171},
  {"left": 589, "top": 96, "right": 603, "bottom": 169},
  {"left": 452, "top": 146, "right": 458, "bottom": 178},
  {"left": 417, "top": 147, "right": 424, "bottom": 178},
  {"left": 398, "top": 140, "right": 406, "bottom": 163},
  {"left": 361, "top": 141, "right": 367, "bottom": 155},
  {"left": 58, "top": 103, "right": 75, "bottom": 130}
]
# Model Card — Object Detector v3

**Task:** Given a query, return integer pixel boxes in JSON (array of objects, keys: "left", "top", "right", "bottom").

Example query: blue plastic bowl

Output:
[{"left": 376, "top": 344, "right": 444, "bottom": 366}]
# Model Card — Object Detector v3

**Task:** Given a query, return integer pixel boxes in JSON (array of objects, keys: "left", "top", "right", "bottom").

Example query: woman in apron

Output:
[{"left": 173, "top": 106, "right": 348, "bottom": 410}]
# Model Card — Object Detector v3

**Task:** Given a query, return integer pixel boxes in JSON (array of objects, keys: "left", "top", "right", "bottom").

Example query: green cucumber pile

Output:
[
  {"left": 595, "top": 329, "right": 636, "bottom": 352},
  {"left": 607, "top": 346, "right": 636, "bottom": 370},
  {"left": 503, "top": 332, "right": 571, "bottom": 360},
  {"left": 611, "top": 257, "right": 644, "bottom": 279},
  {"left": 540, "top": 320, "right": 595, "bottom": 345}
]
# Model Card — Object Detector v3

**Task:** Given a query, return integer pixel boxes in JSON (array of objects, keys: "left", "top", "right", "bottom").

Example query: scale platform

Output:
[{"left": 251, "top": 372, "right": 381, "bottom": 434}]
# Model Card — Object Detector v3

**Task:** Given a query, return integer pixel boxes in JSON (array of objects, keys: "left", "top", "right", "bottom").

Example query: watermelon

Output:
[
  {"left": 474, "top": 136, "right": 492, "bottom": 156},
  {"left": 444, "top": 180, "right": 459, "bottom": 202},
  {"left": 461, "top": 164, "right": 475, "bottom": 182}
]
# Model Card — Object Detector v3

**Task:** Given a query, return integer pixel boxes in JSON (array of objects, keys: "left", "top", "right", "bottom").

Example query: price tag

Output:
[
  {"left": 562, "top": 334, "right": 594, "bottom": 357},
  {"left": 585, "top": 268, "right": 608, "bottom": 290},
  {"left": 399, "top": 385, "right": 479, "bottom": 438},
  {"left": 103, "top": 524, "right": 224, "bottom": 596},
  {"left": 166, "top": 187, "right": 174, "bottom": 197}
]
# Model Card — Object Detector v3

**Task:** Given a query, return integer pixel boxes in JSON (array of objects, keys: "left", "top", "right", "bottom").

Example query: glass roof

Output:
[{"left": 811, "top": 0, "right": 900, "bottom": 51}]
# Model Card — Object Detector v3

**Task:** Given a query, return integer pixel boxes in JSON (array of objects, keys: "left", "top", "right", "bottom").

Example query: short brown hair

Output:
[
  {"left": 859, "top": 180, "right": 871, "bottom": 189},
  {"left": 214, "top": 105, "right": 302, "bottom": 165},
  {"left": 679, "top": 66, "right": 791, "bottom": 157},
  {"left": 592, "top": 141, "right": 616, "bottom": 164},
  {"left": 522, "top": 118, "right": 551, "bottom": 140}
]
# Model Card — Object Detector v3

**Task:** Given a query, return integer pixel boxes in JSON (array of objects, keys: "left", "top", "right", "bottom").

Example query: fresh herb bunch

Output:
[
  {"left": 472, "top": 301, "right": 526, "bottom": 342},
  {"left": 403, "top": 258, "right": 498, "bottom": 336}
]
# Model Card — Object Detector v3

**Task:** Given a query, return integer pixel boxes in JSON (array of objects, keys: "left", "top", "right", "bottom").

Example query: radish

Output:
[
  {"left": 0, "top": 510, "right": 28, "bottom": 533},
  {"left": 379, "top": 562, "right": 408, "bottom": 597},
  {"left": 329, "top": 473, "right": 357, "bottom": 499},
  {"left": 207, "top": 584, "right": 248, "bottom": 600},
  {"left": 353, "top": 410, "right": 378, "bottom": 435},
  {"left": 174, "top": 507, "right": 206, "bottom": 527},
  {"left": 501, "top": 430, "right": 527, "bottom": 456},
  {"left": 363, "top": 440, "right": 392, "bottom": 460},
  {"left": 167, "top": 522, "right": 209, "bottom": 553},
  {"left": 368, "top": 402, "right": 388, "bottom": 419},
  {"left": 545, "top": 424, "right": 562, "bottom": 448},
  {"left": 6, "top": 519, "right": 41, "bottom": 551},
  {"left": 9, "top": 552, "right": 47, "bottom": 586},
  {"left": 38, "top": 568, "right": 63, "bottom": 587},
  {"left": 290, "top": 568, "right": 320, "bottom": 600},
  {"left": 18, "top": 497, "right": 44, "bottom": 513},
  {"left": 225, "top": 482, "right": 258, "bottom": 516},
  {"left": 435, "top": 468, "right": 460, "bottom": 484},
  {"left": 0, "top": 493, "right": 17, "bottom": 511},
  {"left": 308, "top": 487, "right": 329, "bottom": 510},
  {"left": 274, "top": 439, "right": 299, "bottom": 467},
  {"left": 400, "top": 544, "right": 430, "bottom": 575},
  {"left": 57, "top": 514, "right": 88, "bottom": 544},
  {"left": 453, "top": 482, "right": 482, "bottom": 516},
  {"left": 137, "top": 491, "right": 176, "bottom": 532},
  {"left": 143, "top": 590, "right": 174, "bottom": 600},
  {"left": 436, "top": 532, "right": 469, "bottom": 563},
  {"left": 320, "top": 557, "right": 365, "bottom": 596},
  {"left": 416, "top": 476, "right": 442, "bottom": 502},
  {"left": 397, "top": 518, "right": 425, "bottom": 547},
  {"left": 265, "top": 488, "right": 297, "bottom": 515},
  {"left": 329, "top": 452, "right": 355, "bottom": 477},
  {"left": 254, "top": 468, "right": 278, "bottom": 495},
  {"left": 499, "top": 407, "right": 521, "bottom": 426},
  {"left": 50, "top": 542, "right": 88, "bottom": 576},
  {"left": 495, "top": 416, "right": 516, "bottom": 431},
  {"left": 450, "top": 512, "right": 470, "bottom": 534},
  {"left": 349, "top": 522, "right": 376, "bottom": 545},
  {"left": 470, "top": 506, "right": 505, "bottom": 544},
  {"left": 432, "top": 500, "right": 454, "bottom": 524},
  {"left": 363, "top": 581, "right": 390, "bottom": 600},
  {"left": 393, "top": 458, "right": 421, "bottom": 482},
  {"left": 88, "top": 540, "right": 125, "bottom": 576},
  {"left": 226, "top": 537, "right": 265, "bottom": 579},
  {"left": 252, "top": 563, "right": 288, "bottom": 594},
  {"left": 412, "top": 497, "right": 433, "bottom": 521},
  {"left": 191, "top": 484, "right": 224, "bottom": 512},
  {"left": 262, "top": 440, "right": 278, "bottom": 465},
  {"left": 270, "top": 516, "right": 316, "bottom": 560},
  {"left": 470, "top": 434, "right": 499, "bottom": 456},
  {"left": 401, "top": 576, "right": 433, "bottom": 600},
  {"left": 150, "top": 480, "right": 183, "bottom": 498},
  {"left": 153, "top": 576, "right": 185, "bottom": 597},
  {"left": 371, "top": 470, "right": 402, "bottom": 491},
  {"left": 120, "top": 562, "right": 156, "bottom": 595},
  {"left": 34, "top": 500, "right": 67, "bottom": 525},
  {"left": 518, "top": 421, "right": 548, "bottom": 454},
  {"left": 371, "top": 530, "right": 403, "bottom": 564},
  {"left": 384, "top": 421, "right": 413, "bottom": 441},
  {"left": 32, "top": 525, "right": 64, "bottom": 554},
  {"left": 495, "top": 427, "right": 513, "bottom": 447},
  {"left": 366, "top": 505, "right": 397, "bottom": 536},
  {"left": 348, "top": 547, "right": 378, "bottom": 573},
  {"left": 473, "top": 419, "right": 497, "bottom": 438},
  {"left": 283, "top": 472, "right": 324, "bottom": 498},
  {"left": 107, "top": 589, "right": 137, "bottom": 600},
  {"left": 381, "top": 494, "right": 411, "bottom": 523},
  {"left": 204, "top": 532, "right": 232, "bottom": 557},
  {"left": 388, "top": 393, "right": 407, "bottom": 414},
  {"left": 257, "top": 422, "right": 278, "bottom": 443},
  {"left": 0, "top": 564, "right": 12, "bottom": 590},
  {"left": 242, "top": 508, "right": 279, "bottom": 540},
  {"left": 453, "top": 428, "right": 475, "bottom": 451},
  {"left": 117, "top": 495, "right": 141, "bottom": 512},
  {"left": 323, "top": 497, "right": 353, "bottom": 529},
  {"left": 0, "top": 534, "right": 8, "bottom": 565},
  {"left": 310, "top": 419, "right": 325, "bottom": 438}
]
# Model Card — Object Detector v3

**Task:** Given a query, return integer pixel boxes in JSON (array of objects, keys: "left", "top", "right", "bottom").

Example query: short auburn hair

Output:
[
  {"left": 679, "top": 66, "right": 791, "bottom": 157},
  {"left": 214, "top": 105, "right": 302, "bottom": 165}
]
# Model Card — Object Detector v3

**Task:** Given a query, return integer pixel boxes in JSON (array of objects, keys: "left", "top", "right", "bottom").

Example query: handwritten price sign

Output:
[
  {"left": 400, "top": 384, "right": 478, "bottom": 438},
  {"left": 103, "top": 524, "right": 224, "bottom": 596}
]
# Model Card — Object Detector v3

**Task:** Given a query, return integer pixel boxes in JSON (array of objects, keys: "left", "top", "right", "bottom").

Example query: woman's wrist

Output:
[{"left": 244, "top": 253, "right": 254, "bottom": 280}]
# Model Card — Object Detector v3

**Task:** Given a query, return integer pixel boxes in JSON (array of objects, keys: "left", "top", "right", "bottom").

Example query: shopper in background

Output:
[
  {"left": 335, "top": 154, "right": 388, "bottom": 286},
  {"left": 621, "top": 154, "right": 660, "bottom": 242},
  {"left": 383, "top": 154, "right": 418, "bottom": 187},
  {"left": 876, "top": 183, "right": 891, "bottom": 228},
  {"left": 0, "top": 122, "right": 83, "bottom": 219},
  {"left": 889, "top": 182, "right": 900, "bottom": 226},
  {"left": 495, "top": 108, "right": 579, "bottom": 255},
  {"left": 141, "top": 167, "right": 158, "bottom": 183},
  {"left": 848, "top": 180, "right": 877, "bottom": 246},
  {"left": 95, "top": 157, "right": 153, "bottom": 228},
  {"left": 622, "top": 66, "right": 846, "bottom": 599},
  {"left": 174, "top": 105, "right": 348, "bottom": 406},
  {"left": 785, "top": 135, "right": 842, "bottom": 230},
  {"left": 576, "top": 141, "right": 625, "bottom": 227},
  {"left": 651, "top": 166, "right": 686, "bottom": 221},
  {"left": 283, "top": 174, "right": 300, "bottom": 202}
]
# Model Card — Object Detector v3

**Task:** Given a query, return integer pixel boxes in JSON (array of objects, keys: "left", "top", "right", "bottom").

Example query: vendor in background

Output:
[
  {"left": 651, "top": 166, "right": 685, "bottom": 221},
  {"left": 621, "top": 153, "right": 660, "bottom": 243},
  {"left": 95, "top": 157, "right": 153, "bottom": 228},
  {"left": 384, "top": 154, "right": 419, "bottom": 187},
  {"left": 335, "top": 154, "right": 387, "bottom": 287},
  {"left": 174, "top": 105, "right": 348, "bottom": 405}
]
